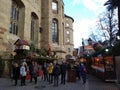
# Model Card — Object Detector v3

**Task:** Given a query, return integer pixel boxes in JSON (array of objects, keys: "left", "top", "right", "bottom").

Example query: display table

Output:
[
  {"left": 67, "top": 69, "right": 76, "bottom": 82},
  {"left": 91, "top": 65, "right": 104, "bottom": 72}
]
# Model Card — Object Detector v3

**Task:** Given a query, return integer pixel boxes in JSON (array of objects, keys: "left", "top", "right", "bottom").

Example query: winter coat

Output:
[
  {"left": 13, "top": 66, "right": 20, "bottom": 79},
  {"left": 80, "top": 65, "right": 87, "bottom": 77},
  {"left": 20, "top": 65, "right": 27, "bottom": 76},
  {"left": 53, "top": 64, "right": 60, "bottom": 76},
  {"left": 29, "top": 63, "right": 34, "bottom": 75},
  {"left": 60, "top": 63, "right": 67, "bottom": 74},
  {"left": 33, "top": 64, "right": 39, "bottom": 77},
  {"left": 47, "top": 64, "right": 54, "bottom": 74}
]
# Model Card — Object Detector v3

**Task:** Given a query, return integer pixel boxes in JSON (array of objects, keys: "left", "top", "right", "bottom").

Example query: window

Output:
[
  {"left": 52, "top": 19, "right": 58, "bottom": 43},
  {"left": 9, "top": 1, "right": 19, "bottom": 35},
  {"left": 31, "top": 19, "right": 35, "bottom": 40},
  {"left": 9, "top": 22, "right": 18, "bottom": 35},
  {"left": 52, "top": 1, "right": 58, "bottom": 13},
  {"left": 66, "top": 30, "right": 70, "bottom": 43},
  {"left": 66, "top": 38, "right": 70, "bottom": 43},
  {"left": 66, "top": 18, "right": 68, "bottom": 20},
  {"left": 66, "top": 31, "right": 70, "bottom": 34},
  {"left": 31, "top": 12, "right": 39, "bottom": 42},
  {"left": 66, "top": 23, "right": 69, "bottom": 27},
  {"left": 52, "top": 2, "right": 57, "bottom": 10},
  {"left": 68, "top": 48, "right": 71, "bottom": 52},
  {"left": 62, "top": 23, "right": 64, "bottom": 45},
  {"left": 31, "top": 13, "right": 37, "bottom": 41}
]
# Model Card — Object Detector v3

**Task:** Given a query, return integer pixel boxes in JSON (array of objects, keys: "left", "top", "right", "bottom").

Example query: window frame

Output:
[
  {"left": 9, "top": 1, "right": 19, "bottom": 35},
  {"left": 52, "top": 1, "right": 58, "bottom": 13},
  {"left": 52, "top": 19, "right": 58, "bottom": 43}
]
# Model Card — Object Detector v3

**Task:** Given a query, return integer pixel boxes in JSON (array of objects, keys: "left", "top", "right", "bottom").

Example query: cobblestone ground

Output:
[
  {"left": 88, "top": 75, "right": 119, "bottom": 90},
  {"left": 0, "top": 75, "right": 119, "bottom": 90}
]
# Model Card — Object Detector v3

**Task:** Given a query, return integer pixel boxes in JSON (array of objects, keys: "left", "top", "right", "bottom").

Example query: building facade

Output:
[
  {"left": 78, "top": 38, "right": 94, "bottom": 57},
  {"left": 0, "top": 0, "right": 74, "bottom": 59}
]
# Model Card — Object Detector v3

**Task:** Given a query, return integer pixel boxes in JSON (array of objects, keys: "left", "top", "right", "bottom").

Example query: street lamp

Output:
[
  {"left": 82, "top": 38, "right": 84, "bottom": 53},
  {"left": 105, "top": 48, "right": 109, "bottom": 52},
  {"left": 117, "top": 35, "right": 120, "bottom": 40}
]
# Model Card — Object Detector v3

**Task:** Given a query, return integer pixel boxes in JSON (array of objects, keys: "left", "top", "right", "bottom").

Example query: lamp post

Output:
[{"left": 82, "top": 38, "right": 84, "bottom": 55}]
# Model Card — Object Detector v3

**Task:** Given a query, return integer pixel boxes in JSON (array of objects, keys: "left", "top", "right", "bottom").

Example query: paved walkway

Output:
[{"left": 0, "top": 75, "right": 119, "bottom": 90}]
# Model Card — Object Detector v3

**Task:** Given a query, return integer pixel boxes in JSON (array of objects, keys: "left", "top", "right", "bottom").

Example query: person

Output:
[
  {"left": 29, "top": 61, "right": 34, "bottom": 82},
  {"left": 12, "top": 62, "right": 20, "bottom": 86},
  {"left": 60, "top": 62, "right": 67, "bottom": 85},
  {"left": 33, "top": 61, "right": 39, "bottom": 84},
  {"left": 53, "top": 63, "right": 61, "bottom": 87},
  {"left": 47, "top": 62, "right": 54, "bottom": 84},
  {"left": 42, "top": 62, "right": 48, "bottom": 81},
  {"left": 20, "top": 62, "right": 27, "bottom": 86},
  {"left": 74, "top": 62, "right": 80, "bottom": 80},
  {"left": 80, "top": 63, "right": 87, "bottom": 84}
]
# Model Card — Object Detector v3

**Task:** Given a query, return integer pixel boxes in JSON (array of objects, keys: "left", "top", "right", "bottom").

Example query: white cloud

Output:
[
  {"left": 72, "top": 0, "right": 106, "bottom": 13},
  {"left": 73, "top": 18, "right": 96, "bottom": 48},
  {"left": 71, "top": 0, "right": 107, "bottom": 48},
  {"left": 83, "top": 0, "right": 106, "bottom": 13}
]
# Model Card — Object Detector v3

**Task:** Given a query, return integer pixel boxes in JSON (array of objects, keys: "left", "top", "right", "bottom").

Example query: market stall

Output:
[{"left": 91, "top": 56, "right": 116, "bottom": 82}]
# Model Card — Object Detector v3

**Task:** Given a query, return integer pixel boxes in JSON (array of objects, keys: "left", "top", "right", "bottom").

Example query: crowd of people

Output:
[
  {"left": 42, "top": 61, "right": 67, "bottom": 86},
  {"left": 11, "top": 59, "right": 40, "bottom": 86},
  {"left": 11, "top": 59, "right": 87, "bottom": 87}
]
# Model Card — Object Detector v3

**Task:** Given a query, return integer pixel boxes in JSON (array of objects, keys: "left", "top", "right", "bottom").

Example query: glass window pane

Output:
[
  {"left": 52, "top": 19, "right": 58, "bottom": 43},
  {"left": 67, "top": 31, "right": 70, "bottom": 34},
  {"left": 52, "top": 2, "right": 57, "bottom": 10}
]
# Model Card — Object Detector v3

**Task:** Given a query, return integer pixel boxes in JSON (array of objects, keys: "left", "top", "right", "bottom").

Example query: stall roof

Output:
[{"left": 14, "top": 39, "right": 30, "bottom": 46}]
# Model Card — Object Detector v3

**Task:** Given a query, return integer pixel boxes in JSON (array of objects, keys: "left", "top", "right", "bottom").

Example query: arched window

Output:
[
  {"left": 52, "top": 19, "right": 58, "bottom": 43},
  {"left": 9, "top": 1, "right": 19, "bottom": 35},
  {"left": 31, "top": 17, "right": 35, "bottom": 40},
  {"left": 31, "top": 12, "right": 38, "bottom": 41}
]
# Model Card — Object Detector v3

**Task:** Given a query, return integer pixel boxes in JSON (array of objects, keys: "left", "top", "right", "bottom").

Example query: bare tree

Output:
[
  {"left": 89, "top": 31, "right": 99, "bottom": 42},
  {"left": 104, "top": 0, "right": 120, "bottom": 36},
  {"left": 96, "top": 10, "right": 118, "bottom": 46},
  {"left": 89, "top": 27, "right": 103, "bottom": 43}
]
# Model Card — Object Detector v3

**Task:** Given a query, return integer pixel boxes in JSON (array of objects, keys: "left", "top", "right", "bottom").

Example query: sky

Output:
[{"left": 63, "top": 0, "right": 107, "bottom": 48}]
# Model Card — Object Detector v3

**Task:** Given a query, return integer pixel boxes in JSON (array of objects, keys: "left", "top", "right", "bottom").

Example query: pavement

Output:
[{"left": 0, "top": 74, "right": 119, "bottom": 90}]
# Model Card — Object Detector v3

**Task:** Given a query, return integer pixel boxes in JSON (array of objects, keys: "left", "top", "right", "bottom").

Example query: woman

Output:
[
  {"left": 33, "top": 61, "right": 39, "bottom": 84},
  {"left": 47, "top": 63, "right": 54, "bottom": 84},
  {"left": 20, "top": 62, "right": 27, "bottom": 86}
]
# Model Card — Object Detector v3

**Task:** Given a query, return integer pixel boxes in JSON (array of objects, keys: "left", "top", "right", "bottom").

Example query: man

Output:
[
  {"left": 60, "top": 62, "right": 67, "bottom": 84},
  {"left": 42, "top": 62, "right": 48, "bottom": 81},
  {"left": 53, "top": 63, "right": 60, "bottom": 87},
  {"left": 80, "top": 63, "right": 87, "bottom": 84},
  {"left": 12, "top": 62, "right": 20, "bottom": 86},
  {"left": 29, "top": 61, "right": 34, "bottom": 82}
]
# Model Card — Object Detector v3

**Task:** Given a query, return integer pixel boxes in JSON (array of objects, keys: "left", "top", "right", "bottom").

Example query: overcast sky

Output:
[{"left": 63, "top": 0, "right": 106, "bottom": 48}]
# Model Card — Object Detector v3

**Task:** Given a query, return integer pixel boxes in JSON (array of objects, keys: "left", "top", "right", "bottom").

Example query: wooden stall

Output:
[{"left": 91, "top": 56, "right": 116, "bottom": 82}]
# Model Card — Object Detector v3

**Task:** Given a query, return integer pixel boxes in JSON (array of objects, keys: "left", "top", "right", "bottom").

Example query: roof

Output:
[
  {"left": 65, "top": 14, "right": 74, "bottom": 22},
  {"left": 14, "top": 39, "right": 30, "bottom": 46}
]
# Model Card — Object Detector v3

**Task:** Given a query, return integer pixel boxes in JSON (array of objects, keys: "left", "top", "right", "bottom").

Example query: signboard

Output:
[
  {"left": 20, "top": 45, "right": 30, "bottom": 50},
  {"left": 73, "top": 51, "right": 77, "bottom": 56},
  {"left": 15, "top": 45, "right": 30, "bottom": 50}
]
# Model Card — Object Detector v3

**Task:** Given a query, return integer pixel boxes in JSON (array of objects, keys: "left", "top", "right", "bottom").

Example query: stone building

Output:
[{"left": 0, "top": 0, "right": 74, "bottom": 59}]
